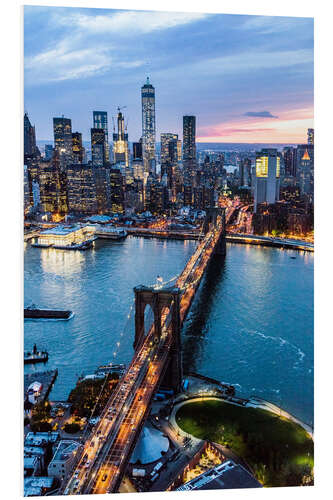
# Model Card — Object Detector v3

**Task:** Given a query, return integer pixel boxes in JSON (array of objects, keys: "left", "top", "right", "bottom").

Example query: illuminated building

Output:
[
  {"left": 39, "top": 151, "right": 68, "bottom": 214},
  {"left": 24, "top": 113, "right": 37, "bottom": 159},
  {"left": 296, "top": 144, "right": 314, "bottom": 196},
  {"left": 160, "top": 133, "right": 178, "bottom": 187},
  {"left": 93, "top": 111, "right": 109, "bottom": 162},
  {"left": 36, "top": 225, "right": 92, "bottom": 248},
  {"left": 113, "top": 109, "right": 129, "bottom": 167},
  {"left": 183, "top": 116, "right": 196, "bottom": 182},
  {"left": 91, "top": 128, "right": 105, "bottom": 167},
  {"left": 66, "top": 164, "right": 97, "bottom": 214},
  {"left": 183, "top": 183, "right": 193, "bottom": 206},
  {"left": 24, "top": 166, "right": 31, "bottom": 212},
  {"left": 72, "top": 132, "right": 84, "bottom": 164},
  {"left": 53, "top": 116, "right": 73, "bottom": 168},
  {"left": 282, "top": 147, "right": 297, "bottom": 177},
  {"left": 94, "top": 166, "right": 112, "bottom": 214},
  {"left": 254, "top": 149, "right": 280, "bottom": 212},
  {"left": 133, "top": 160, "right": 145, "bottom": 181},
  {"left": 307, "top": 128, "right": 314, "bottom": 146},
  {"left": 110, "top": 168, "right": 124, "bottom": 213},
  {"left": 177, "top": 139, "right": 182, "bottom": 162},
  {"left": 141, "top": 77, "right": 156, "bottom": 173}
]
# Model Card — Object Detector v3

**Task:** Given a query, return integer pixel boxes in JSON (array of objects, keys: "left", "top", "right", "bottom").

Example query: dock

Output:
[{"left": 24, "top": 369, "right": 58, "bottom": 402}]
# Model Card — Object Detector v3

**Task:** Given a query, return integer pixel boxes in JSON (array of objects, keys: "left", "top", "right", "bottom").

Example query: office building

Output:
[
  {"left": 113, "top": 109, "right": 129, "bottom": 167},
  {"left": 39, "top": 151, "right": 68, "bottom": 214},
  {"left": 45, "top": 144, "right": 54, "bottom": 160},
  {"left": 66, "top": 164, "right": 98, "bottom": 214},
  {"left": 24, "top": 113, "right": 37, "bottom": 159},
  {"left": 160, "top": 133, "right": 178, "bottom": 187},
  {"left": 307, "top": 128, "right": 314, "bottom": 146},
  {"left": 133, "top": 140, "right": 143, "bottom": 160},
  {"left": 282, "top": 147, "right": 297, "bottom": 177},
  {"left": 91, "top": 128, "right": 105, "bottom": 167},
  {"left": 110, "top": 168, "right": 124, "bottom": 213},
  {"left": 93, "top": 111, "right": 109, "bottom": 162},
  {"left": 183, "top": 115, "right": 196, "bottom": 181},
  {"left": 239, "top": 158, "right": 251, "bottom": 187},
  {"left": 53, "top": 116, "right": 73, "bottom": 168},
  {"left": 296, "top": 145, "right": 314, "bottom": 196},
  {"left": 141, "top": 77, "right": 156, "bottom": 173},
  {"left": 72, "top": 132, "right": 84, "bottom": 164},
  {"left": 254, "top": 149, "right": 280, "bottom": 212}
]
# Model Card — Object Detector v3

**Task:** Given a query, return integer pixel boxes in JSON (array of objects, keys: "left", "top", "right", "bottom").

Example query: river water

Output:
[{"left": 24, "top": 237, "right": 313, "bottom": 424}]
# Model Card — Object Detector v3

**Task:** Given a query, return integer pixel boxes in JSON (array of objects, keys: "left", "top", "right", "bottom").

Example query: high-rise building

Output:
[
  {"left": 133, "top": 140, "right": 143, "bottom": 160},
  {"left": 45, "top": 144, "right": 54, "bottom": 161},
  {"left": 110, "top": 168, "right": 124, "bottom": 213},
  {"left": 254, "top": 149, "right": 280, "bottom": 212},
  {"left": 307, "top": 128, "right": 314, "bottom": 146},
  {"left": 91, "top": 128, "right": 105, "bottom": 167},
  {"left": 160, "top": 133, "right": 178, "bottom": 188},
  {"left": 239, "top": 158, "right": 252, "bottom": 187},
  {"left": 72, "top": 132, "right": 84, "bottom": 164},
  {"left": 67, "top": 164, "right": 97, "bottom": 214},
  {"left": 141, "top": 77, "right": 156, "bottom": 173},
  {"left": 282, "top": 147, "right": 297, "bottom": 177},
  {"left": 93, "top": 111, "right": 109, "bottom": 162},
  {"left": 24, "top": 113, "right": 37, "bottom": 159},
  {"left": 39, "top": 151, "right": 68, "bottom": 214},
  {"left": 53, "top": 116, "right": 73, "bottom": 168},
  {"left": 113, "top": 110, "right": 129, "bottom": 166},
  {"left": 183, "top": 116, "right": 196, "bottom": 181},
  {"left": 296, "top": 144, "right": 314, "bottom": 196}
]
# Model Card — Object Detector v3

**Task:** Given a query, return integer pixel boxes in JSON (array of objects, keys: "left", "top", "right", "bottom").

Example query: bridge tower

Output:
[
  {"left": 133, "top": 285, "right": 182, "bottom": 393},
  {"left": 203, "top": 207, "right": 226, "bottom": 256}
]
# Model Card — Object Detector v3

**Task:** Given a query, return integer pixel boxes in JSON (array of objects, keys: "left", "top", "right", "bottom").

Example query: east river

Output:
[{"left": 24, "top": 237, "right": 314, "bottom": 425}]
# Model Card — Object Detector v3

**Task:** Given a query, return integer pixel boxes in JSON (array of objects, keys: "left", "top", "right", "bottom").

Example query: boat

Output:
[
  {"left": 94, "top": 226, "right": 127, "bottom": 240},
  {"left": 52, "top": 238, "right": 96, "bottom": 250},
  {"left": 24, "top": 344, "right": 49, "bottom": 364},
  {"left": 24, "top": 304, "right": 74, "bottom": 320}
]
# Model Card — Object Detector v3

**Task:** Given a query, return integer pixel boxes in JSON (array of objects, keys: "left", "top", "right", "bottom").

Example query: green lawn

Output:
[{"left": 176, "top": 400, "right": 313, "bottom": 487}]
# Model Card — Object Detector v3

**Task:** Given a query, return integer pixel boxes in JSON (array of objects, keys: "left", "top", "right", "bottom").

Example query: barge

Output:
[{"left": 24, "top": 305, "right": 74, "bottom": 320}]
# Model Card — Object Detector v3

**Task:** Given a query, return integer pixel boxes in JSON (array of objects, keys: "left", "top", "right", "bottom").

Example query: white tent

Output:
[{"left": 130, "top": 425, "right": 169, "bottom": 464}]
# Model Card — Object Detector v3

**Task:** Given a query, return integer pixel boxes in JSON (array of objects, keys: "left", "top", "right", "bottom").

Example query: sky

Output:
[{"left": 24, "top": 6, "right": 314, "bottom": 143}]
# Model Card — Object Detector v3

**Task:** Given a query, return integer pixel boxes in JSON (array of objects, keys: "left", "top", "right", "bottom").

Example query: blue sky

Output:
[{"left": 24, "top": 6, "right": 314, "bottom": 143}]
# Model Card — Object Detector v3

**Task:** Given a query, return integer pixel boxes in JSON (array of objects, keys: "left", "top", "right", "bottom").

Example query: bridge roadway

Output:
[{"left": 63, "top": 217, "right": 224, "bottom": 495}]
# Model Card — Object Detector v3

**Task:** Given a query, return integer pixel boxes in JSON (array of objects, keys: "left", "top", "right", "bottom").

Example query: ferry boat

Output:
[
  {"left": 24, "top": 344, "right": 49, "bottom": 364},
  {"left": 24, "top": 304, "right": 74, "bottom": 320}
]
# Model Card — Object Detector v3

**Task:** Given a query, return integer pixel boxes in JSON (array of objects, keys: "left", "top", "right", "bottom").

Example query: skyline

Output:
[{"left": 24, "top": 6, "right": 314, "bottom": 143}]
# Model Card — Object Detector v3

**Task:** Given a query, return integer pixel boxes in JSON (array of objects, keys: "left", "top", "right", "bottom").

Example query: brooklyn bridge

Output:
[{"left": 63, "top": 207, "right": 227, "bottom": 495}]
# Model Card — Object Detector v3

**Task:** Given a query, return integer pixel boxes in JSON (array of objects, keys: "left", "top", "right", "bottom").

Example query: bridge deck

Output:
[{"left": 63, "top": 216, "right": 225, "bottom": 495}]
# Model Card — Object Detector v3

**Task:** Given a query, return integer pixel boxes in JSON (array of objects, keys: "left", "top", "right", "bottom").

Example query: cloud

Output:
[
  {"left": 244, "top": 111, "right": 279, "bottom": 118},
  {"left": 239, "top": 15, "right": 312, "bottom": 35},
  {"left": 53, "top": 10, "right": 209, "bottom": 35}
]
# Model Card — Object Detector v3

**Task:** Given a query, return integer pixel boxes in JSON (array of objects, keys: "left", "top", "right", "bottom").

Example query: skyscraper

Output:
[
  {"left": 160, "top": 133, "right": 178, "bottom": 188},
  {"left": 307, "top": 128, "right": 314, "bottom": 146},
  {"left": 141, "top": 77, "right": 156, "bottom": 173},
  {"left": 254, "top": 149, "right": 280, "bottom": 212},
  {"left": 93, "top": 111, "right": 109, "bottom": 162},
  {"left": 133, "top": 140, "right": 143, "bottom": 160},
  {"left": 72, "top": 132, "right": 84, "bottom": 164},
  {"left": 53, "top": 116, "right": 73, "bottom": 168},
  {"left": 113, "top": 109, "right": 129, "bottom": 167},
  {"left": 183, "top": 116, "right": 196, "bottom": 181},
  {"left": 91, "top": 128, "right": 105, "bottom": 167},
  {"left": 67, "top": 164, "right": 97, "bottom": 214},
  {"left": 24, "top": 113, "right": 37, "bottom": 159}
]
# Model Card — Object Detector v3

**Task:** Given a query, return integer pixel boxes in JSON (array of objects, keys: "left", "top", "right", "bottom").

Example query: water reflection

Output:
[{"left": 40, "top": 248, "right": 85, "bottom": 276}]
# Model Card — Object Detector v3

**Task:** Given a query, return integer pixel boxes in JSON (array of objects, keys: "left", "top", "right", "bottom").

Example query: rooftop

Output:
[
  {"left": 40, "top": 224, "right": 83, "bottom": 236},
  {"left": 51, "top": 440, "right": 81, "bottom": 462},
  {"left": 177, "top": 460, "right": 262, "bottom": 491},
  {"left": 25, "top": 431, "right": 59, "bottom": 447}
]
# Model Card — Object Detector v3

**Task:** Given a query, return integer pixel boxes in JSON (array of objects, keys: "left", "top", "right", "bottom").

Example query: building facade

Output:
[
  {"left": 141, "top": 77, "right": 156, "bottom": 173},
  {"left": 53, "top": 116, "right": 73, "bottom": 168},
  {"left": 254, "top": 149, "right": 280, "bottom": 212},
  {"left": 93, "top": 111, "right": 109, "bottom": 162},
  {"left": 91, "top": 128, "right": 105, "bottom": 167},
  {"left": 183, "top": 115, "right": 196, "bottom": 182},
  {"left": 113, "top": 110, "right": 129, "bottom": 167}
]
